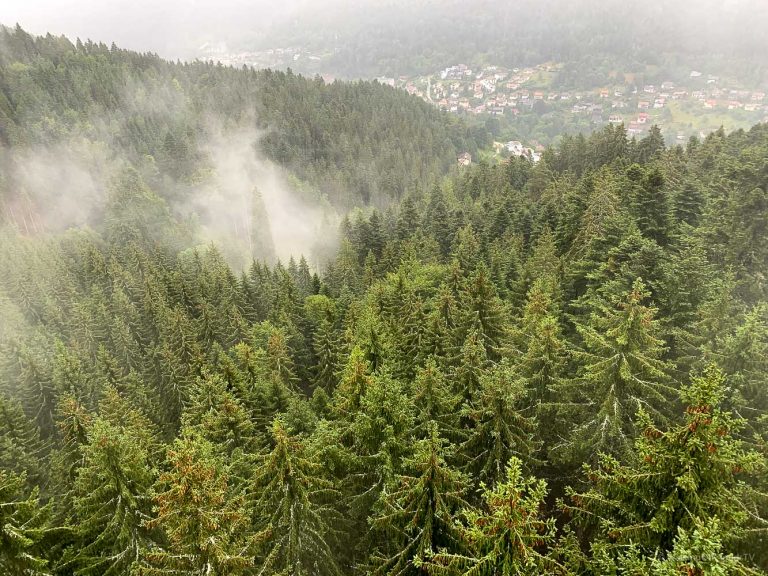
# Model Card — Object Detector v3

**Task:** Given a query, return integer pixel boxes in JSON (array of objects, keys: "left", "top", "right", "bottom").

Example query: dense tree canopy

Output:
[{"left": 1, "top": 27, "right": 768, "bottom": 575}]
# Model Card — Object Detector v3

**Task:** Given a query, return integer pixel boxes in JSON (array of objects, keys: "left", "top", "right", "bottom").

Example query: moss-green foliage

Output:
[{"left": 1, "top": 26, "right": 768, "bottom": 575}]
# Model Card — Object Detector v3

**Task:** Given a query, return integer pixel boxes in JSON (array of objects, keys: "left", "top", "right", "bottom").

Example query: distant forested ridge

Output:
[
  {"left": 1, "top": 25, "right": 768, "bottom": 576},
  {"left": 0, "top": 24, "right": 485, "bottom": 213},
  {"left": 253, "top": 0, "right": 768, "bottom": 86}
]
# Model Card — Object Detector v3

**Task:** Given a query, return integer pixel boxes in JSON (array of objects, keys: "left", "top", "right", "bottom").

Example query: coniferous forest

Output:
[{"left": 1, "top": 25, "right": 768, "bottom": 576}]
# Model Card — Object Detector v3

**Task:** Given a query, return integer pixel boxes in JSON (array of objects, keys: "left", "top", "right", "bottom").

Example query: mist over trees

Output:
[
  {"left": 0, "top": 22, "right": 767, "bottom": 576},
  {"left": 255, "top": 0, "right": 768, "bottom": 80}
]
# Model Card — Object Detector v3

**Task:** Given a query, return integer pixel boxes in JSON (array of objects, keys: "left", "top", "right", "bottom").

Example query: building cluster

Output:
[{"left": 394, "top": 63, "right": 767, "bottom": 139}]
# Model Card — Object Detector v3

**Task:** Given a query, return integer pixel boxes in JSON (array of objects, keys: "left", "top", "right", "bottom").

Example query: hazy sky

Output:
[
  {"left": 1, "top": 0, "right": 308, "bottom": 58},
  {"left": 2, "top": 0, "right": 766, "bottom": 63}
]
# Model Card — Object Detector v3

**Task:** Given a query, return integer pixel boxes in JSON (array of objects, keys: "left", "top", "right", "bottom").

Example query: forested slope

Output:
[
  {"left": 0, "top": 24, "right": 485, "bottom": 214},
  {"left": 2, "top": 65, "right": 768, "bottom": 575}
]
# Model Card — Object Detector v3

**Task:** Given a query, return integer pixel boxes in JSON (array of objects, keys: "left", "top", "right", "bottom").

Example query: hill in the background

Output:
[{"left": 241, "top": 0, "right": 768, "bottom": 84}]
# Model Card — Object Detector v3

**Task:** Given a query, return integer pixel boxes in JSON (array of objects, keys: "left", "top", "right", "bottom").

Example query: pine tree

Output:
[
  {"left": 424, "top": 185, "right": 453, "bottom": 258},
  {"left": 48, "top": 394, "right": 92, "bottom": 521},
  {"left": 312, "top": 317, "right": 341, "bottom": 392},
  {"left": 266, "top": 324, "right": 299, "bottom": 390},
  {"left": 512, "top": 279, "right": 567, "bottom": 406},
  {"left": 513, "top": 227, "right": 561, "bottom": 311},
  {"left": 457, "top": 264, "right": 507, "bottom": 359},
  {"left": 411, "top": 358, "right": 462, "bottom": 442},
  {"left": 0, "top": 394, "right": 48, "bottom": 488},
  {"left": 344, "top": 372, "right": 416, "bottom": 520},
  {"left": 630, "top": 165, "right": 672, "bottom": 246},
  {"left": 650, "top": 518, "right": 758, "bottom": 576},
  {"left": 180, "top": 372, "right": 257, "bottom": 476},
  {"left": 452, "top": 329, "right": 490, "bottom": 405},
  {"left": 332, "top": 345, "right": 373, "bottom": 417},
  {"left": 248, "top": 186, "right": 276, "bottom": 263},
  {"left": 397, "top": 197, "right": 420, "bottom": 243},
  {"left": 453, "top": 226, "right": 481, "bottom": 277}
]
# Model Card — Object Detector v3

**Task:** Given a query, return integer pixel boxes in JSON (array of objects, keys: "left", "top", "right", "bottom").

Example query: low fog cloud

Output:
[
  {"left": 3, "top": 0, "right": 766, "bottom": 63},
  {"left": 186, "top": 124, "right": 337, "bottom": 268},
  {"left": 1, "top": 140, "right": 115, "bottom": 234},
  {"left": 1, "top": 120, "right": 337, "bottom": 270}
]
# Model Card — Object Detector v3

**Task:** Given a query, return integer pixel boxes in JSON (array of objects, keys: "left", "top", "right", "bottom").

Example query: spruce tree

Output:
[
  {"left": 138, "top": 435, "right": 254, "bottom": 575},
  {"left": 428, "top": 458, "right": 560, "bottom": 576},
  {"left": 59, "top": 415, "right": 156, "bottom": 576},
  {"left": 565, "top": 365, "right": 766, "bottom": 563},
  {"left": 251, "top": 419, "right": 342, "bottom": 576},
  {"left": 460, "top": 361, "right": 537, "bottom": 488},
  {"left": 512, "top": 279, "right": 567, "bottom": 407},
  {"left": 369, "top": 422, "right": 468, "bottom": 576},
  {"left": 553, "top": 278, "right": 675, "bottom": 463},
  {"left": 312, "top": 317, "right": 341, "bottom": 392},
  {"left": 0, "top": 470, "right": 52, "bottom": 576},
  {"left": 411, "top": 358, "right": 461, "bottom": 442},
  {"left": 457, "top": 264, "right": 507, "bottom": 359}
]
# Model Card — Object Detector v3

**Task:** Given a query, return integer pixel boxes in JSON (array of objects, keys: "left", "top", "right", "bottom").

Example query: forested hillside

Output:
[
  {"left": 2, "top": 22, "right": 768, "bottom": 576},
  {"left": 2, "top": 42, "right": 768, "bottom": 570},
  {"left": 252, "top": 0, "right": 768, "bottom": 84},
  {"left": 0, "top": 24, "right": 484, "bottom": 218}
]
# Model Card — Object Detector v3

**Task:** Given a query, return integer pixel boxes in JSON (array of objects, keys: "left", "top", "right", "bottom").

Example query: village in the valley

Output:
[
  {"left": 377, "top": 62, "right": 768, "bottom": 159},
  {"left": 199, "top": 43, "right": 768, "bottom": 162}
]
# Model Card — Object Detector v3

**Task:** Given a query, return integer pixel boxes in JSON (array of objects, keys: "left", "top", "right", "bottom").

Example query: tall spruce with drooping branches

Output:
[
  {"left": 369, "top": 422, "right": 469, "bottom": 576},
  {"left": 552, "top": 278, "right": 676, "bottom": 463},
  {"left": 427, "top": 457, "right": 561, "bottom": 576},
  {"left": 251, "top": 419, "right": 343, "bottom": 576},
  {"left": 137, "top": 434, "right": 254, "bottom": 576},
  {"left": 564, "top": 365, "right": 766, "bottom": 567},
  {"left": 0, "top": 470, "right": 53, "bottom": 576}
]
